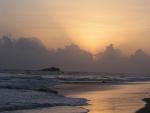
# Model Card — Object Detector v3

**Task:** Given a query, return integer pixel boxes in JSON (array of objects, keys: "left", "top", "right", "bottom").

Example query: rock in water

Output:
[{"left": 40, "top": 67, "right": 61, "bottom": 72}]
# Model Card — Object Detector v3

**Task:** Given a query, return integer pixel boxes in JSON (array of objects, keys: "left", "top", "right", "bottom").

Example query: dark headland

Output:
[{"left": 136, "top": 98, "right": 150, "bottom": 113}]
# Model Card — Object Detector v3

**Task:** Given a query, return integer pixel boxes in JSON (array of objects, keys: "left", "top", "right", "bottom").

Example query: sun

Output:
[
  {"left": 71, "top": 37, "right": 106, "bottom": 54},
  {"left": 77, "top": 38, "right": 101, "bottom": 53},
  {"left": 66, "top": 25, "right": 107, "bottom": 54}
]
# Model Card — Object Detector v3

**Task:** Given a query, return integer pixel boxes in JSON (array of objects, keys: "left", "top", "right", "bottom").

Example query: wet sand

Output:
[{"left": 56, "top": 82, "right": 150, "bottom": 113}]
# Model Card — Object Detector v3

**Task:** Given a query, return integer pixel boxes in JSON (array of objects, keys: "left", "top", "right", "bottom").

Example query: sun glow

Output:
[
  {"left": 62, "top": 22, "right": 114, "bottom": 54},
  {"left": 74, "top": 37, "right": 102, "bottom": 54},
  {"left": 64, "top": 24, "right": 127, "bottom": 54},
  {"left": 71, "top": 37, "right": 127, "bottom": 54},
  {"left": 1, "top": 0, "right": 150, "bottom": 54}
]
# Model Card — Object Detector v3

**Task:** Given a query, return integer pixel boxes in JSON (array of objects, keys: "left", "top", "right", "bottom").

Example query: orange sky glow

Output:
[{"left": 0, "top": 0, "right": 150, "bottom": 54}]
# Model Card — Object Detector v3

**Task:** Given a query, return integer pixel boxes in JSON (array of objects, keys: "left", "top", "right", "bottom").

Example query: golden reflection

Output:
[{"left": 58, "top": 83, "right": 150, "bottom": 113}]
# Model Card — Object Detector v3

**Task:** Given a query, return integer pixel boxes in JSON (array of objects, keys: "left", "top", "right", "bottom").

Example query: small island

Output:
[{"left": 40, "top": 67, "right": 61, "bottom": 72}]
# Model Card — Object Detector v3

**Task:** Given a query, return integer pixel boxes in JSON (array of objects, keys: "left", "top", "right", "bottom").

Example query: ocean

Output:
[{"left": 0, "top": 70, "right": 150, "bottom": 113}]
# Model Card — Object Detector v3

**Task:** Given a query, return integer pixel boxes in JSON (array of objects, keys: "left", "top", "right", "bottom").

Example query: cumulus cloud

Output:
[
  {"left": 0, "top": 36, "right": 93, "bottom": 71},
  {"left": 95, "top": 44, "right": 150, "bottom": 73},
  {"left": 0, "top": 36, "right": 150, "bottom": 73},
  {"left": 95, "top": 44, "right": 126, "bottom": 72},
  {"left": 0, "top": 36, "right": 50, "bottom": 69}
]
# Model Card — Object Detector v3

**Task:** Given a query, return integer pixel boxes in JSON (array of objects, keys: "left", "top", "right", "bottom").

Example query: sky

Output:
[{"left": 0, "top": 0, "right": 150, "bottom": 54}]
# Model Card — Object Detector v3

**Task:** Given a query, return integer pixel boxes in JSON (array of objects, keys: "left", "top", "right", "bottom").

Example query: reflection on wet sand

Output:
[{"left": 56, "top": 82, "right": 150, "bottom": 113}]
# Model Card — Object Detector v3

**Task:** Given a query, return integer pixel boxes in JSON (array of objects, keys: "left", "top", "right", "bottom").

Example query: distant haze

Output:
[
  {"left": 0, "top": 0, "right": 150, "bottom": 54},
  {"left": 0, "top": 36, "right": 150, "bottom": 74}
]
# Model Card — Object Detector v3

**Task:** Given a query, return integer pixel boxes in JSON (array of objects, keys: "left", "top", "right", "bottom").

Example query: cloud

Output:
[
  {"left": 0, "top": 36, "right": 50, "bottom": 69},
  {"left": 53, "top": 43, "right": 93, "bottom": 71},
  {"left": 95, "top": 44, "right": 126, "bottom": 72},
  {"left": 0, "top": 36, "right": 150, "bottom": 73},
  {"left": 95, "top": 44, "right": 150, "bottom": 73},
  {"left": 0, "top": 36, "right": 93, "bottom": 71}
]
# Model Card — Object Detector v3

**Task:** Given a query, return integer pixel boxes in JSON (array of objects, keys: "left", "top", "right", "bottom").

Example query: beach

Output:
[
  {"left": 55, "top": 82, "right": 150, "bottom": 113},
  {"left": 4, "top": 82, "right": 150, "bottom": 113}
]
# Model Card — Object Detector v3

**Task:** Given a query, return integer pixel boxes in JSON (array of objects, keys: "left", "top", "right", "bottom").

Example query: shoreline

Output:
[
  {"left": 56, "top": 82, "right": 150, "bottom": 113},
  {"left": 2, "top": 82, "right": 150, "bottom": 113}
]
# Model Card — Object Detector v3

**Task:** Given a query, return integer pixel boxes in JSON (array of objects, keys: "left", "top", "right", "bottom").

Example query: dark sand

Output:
[{"left": 136, "top": 98, "right": 150, "bottom": 113}]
